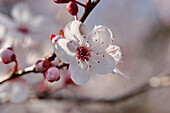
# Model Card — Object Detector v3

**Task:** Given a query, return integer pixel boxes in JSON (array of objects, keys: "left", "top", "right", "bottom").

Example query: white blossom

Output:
[
  {"left": 0, "top": 78, "right": 29, "bottom": 103},
  {"left": 0, "top": 2, "right": 51, "bottom": 41},
  {"left": 54, "top": 21, "right": 117, "bottom": 85}
]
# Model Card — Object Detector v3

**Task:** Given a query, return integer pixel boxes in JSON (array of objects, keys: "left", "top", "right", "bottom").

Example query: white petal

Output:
[
  {"left": 105, "top": 44, "right": 122, "bottom": 63},
  {"left": 0, "top": 13, "right": 16, "bottom": 29},
  {"left": 11, "top": 3, "right": 32, "bottom": 25},
  {"left": 9, "top": 80, "right": 29, "bottom": 103},
  {"left": 93, "top": 25, "right": 103, "bottom": 30},
  {"left": 0, "top": 82, "right": 12, "bottom": 94},
  {"left": 64, "top": 21, "right": 88, "bottom": 44},
  {"left": 89, "top": 52, "right": 116, "bottom": 74},
  {"left": 69, "top": 59, "right": 90, "bottom": 85},
  {"left": 112, "top": 68, "right": 129, "bottom": 79},
  {"left": 93, "top": 25, "right": 114, "bottom": 43},
  {"left": 86, "top": 26, "right": 112, "bottom": 52},
  {"left": 66, "top": 40, "right": 80, "bottom": 53},
  {"left": 54, "top": 39, "right": 76, "bottom": 63},
  {"left": 29, "top": 16, "right": 51, "bottom": 33},
  {"left": 0, "top": 25, "right": 7, "bottom": 38}
]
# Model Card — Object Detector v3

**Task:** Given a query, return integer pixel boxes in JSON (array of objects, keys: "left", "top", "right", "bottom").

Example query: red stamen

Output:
[
  {"left": 76, "top": 46, "right": 90, "bottom": 61},
  {"left": 17, "top": 27, "right": 29, "bottom": 34}
]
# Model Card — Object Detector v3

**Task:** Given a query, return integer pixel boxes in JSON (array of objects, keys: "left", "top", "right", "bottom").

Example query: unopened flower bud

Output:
[
  {"left": 0, "top": 48, "right": 16, "bottom": 64},
  {"left": 66, "top": 1, "right": 78, "bottom": 15},
  {"left": 35, "top": 59, "right": 50, "bottom": 72},
  {"left": 45, "top": 66, "right": 60, "bottom": 82},
  {"left": 53, "top": 0, "right": 71, "bottom": 3}
]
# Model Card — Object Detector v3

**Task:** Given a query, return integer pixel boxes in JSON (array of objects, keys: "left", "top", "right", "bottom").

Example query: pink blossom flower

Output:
[{"left": 54, "top": 21, "right": 116, "bottom": 85}]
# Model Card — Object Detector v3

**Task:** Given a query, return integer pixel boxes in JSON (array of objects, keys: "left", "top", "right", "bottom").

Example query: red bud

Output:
[{"left": 66, "top": 1, "right": 78, "bottom": 15}]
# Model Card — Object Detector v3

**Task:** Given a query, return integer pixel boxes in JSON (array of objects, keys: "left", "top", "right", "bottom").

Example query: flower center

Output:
[
  {"left": 76, "top": 46, "right": 90, "bottom": 61},
  {"left": 17, "top": 27, "right": 29, "bottom": 34}
]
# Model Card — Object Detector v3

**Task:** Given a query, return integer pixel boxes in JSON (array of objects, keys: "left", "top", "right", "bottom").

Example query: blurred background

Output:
[{"left": 0, "top": 0, "right": 170, "bottom": 113}]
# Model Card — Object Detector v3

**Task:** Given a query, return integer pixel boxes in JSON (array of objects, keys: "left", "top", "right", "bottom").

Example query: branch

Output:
[
  {"left": 0, "top": 0, "right": 100, "bottom": 84},
  {"left": 0, "top": 53, "right": 56, "bottom": 84},
  {"left": 37, "top": 74, "right": 170, "bottom": 103},
  {"left": 80, "top": 0, "right": 100, "bottom": 23}
]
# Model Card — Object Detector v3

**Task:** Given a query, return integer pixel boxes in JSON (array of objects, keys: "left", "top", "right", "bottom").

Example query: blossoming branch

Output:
[{"left": 0, "top": 0, "right": 131, "bottom": 103}]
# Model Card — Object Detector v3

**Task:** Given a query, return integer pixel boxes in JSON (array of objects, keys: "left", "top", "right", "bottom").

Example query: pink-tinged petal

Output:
[
  {"left": 67, "top": 40, "right": 80, "bottom": 53},
  {"left": 86, "top": 27, "right": 112, "bottom": 52},
  {"left": 0, "top": 13, "right": 16, "bottom": 29},
  {"left": 64, "top": 21, "right": 88, "bottom": 44},
  {"left": 11, "top": 3, "right": 32, "bottom": 25},
  {"left": 9, "top": 80, "right": 29, "bottom": 103},
  {"left": 105, "top": 44, "right": 122, "bottom": 63},
  {"left": 69, "top": 59, "right": 90, "bottom": 85},
  {"left": 93, "top": 25, "right": 114, "bottom": 42},
  {"left": 89, "top": 52, "right": 116, "bottom": 74},
  {"left": 29, "top": 16, "right": 52, "bottom": 33},
  {"left": 112, "top": 68, "right": 129, "bottom": 79},
  {"left": 54, "top": 38, "right": 76, "bottom": 63},
  {"left": 0, "top": 82, "right": 12, "bottom": 94},
  {"left": 0, "top": 25, "right": 7, "bottom": 38}
]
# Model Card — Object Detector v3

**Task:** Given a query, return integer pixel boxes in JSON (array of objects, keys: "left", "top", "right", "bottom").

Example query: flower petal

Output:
[
  {"left": 54, "top": 39, "right": 76, "bottom": 63},
  {"left": 0, "top": 13, "right": 16, "bottom": 29},
  {"left": 112, "top": 68, "right": 129, "bottom": 79},
  {"left": 64, "top": 21, "right": 88, "bottom": 45},
  {"left": 0, "top": 82, "right": 12, "bottom": 94},
  {"left": 93, "top": 25, "right": 114, "bottom": 42},
  {"left": 86, "top": 26, "right": 112, "bottom": 52},
  {"left": 69, "top": 59, "right": 90, "bottom": 85},
  {"left": 11, "top": 3, "right": 32, "bottom": 25},
  {"left": 105, "top": 44, "right": 122, "bottom": 63},
  {"left": 29, "top": 16, "right": 52, "bottom": 33},
  {"left": 9, "top": 80, "right": 29, "bottom": 103},
  {"left": 89, "top": 52, "right": 116, "bottom": 74}
]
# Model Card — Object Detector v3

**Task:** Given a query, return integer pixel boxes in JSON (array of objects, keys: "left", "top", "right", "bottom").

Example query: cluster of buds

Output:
[
  {"left": 35, "top": 59, "right": 60, "bottom": 82},
  {"left": 35, "top": 55, "right": 73, "bottom": 85}
]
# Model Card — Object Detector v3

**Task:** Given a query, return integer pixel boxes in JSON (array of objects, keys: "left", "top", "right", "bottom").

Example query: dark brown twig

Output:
[
  {"left": 80, "top": 0, "right": 100, "bottom": 23},
  {"left": 0, "top": 53, "right": 56, "bottom": 84}
]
